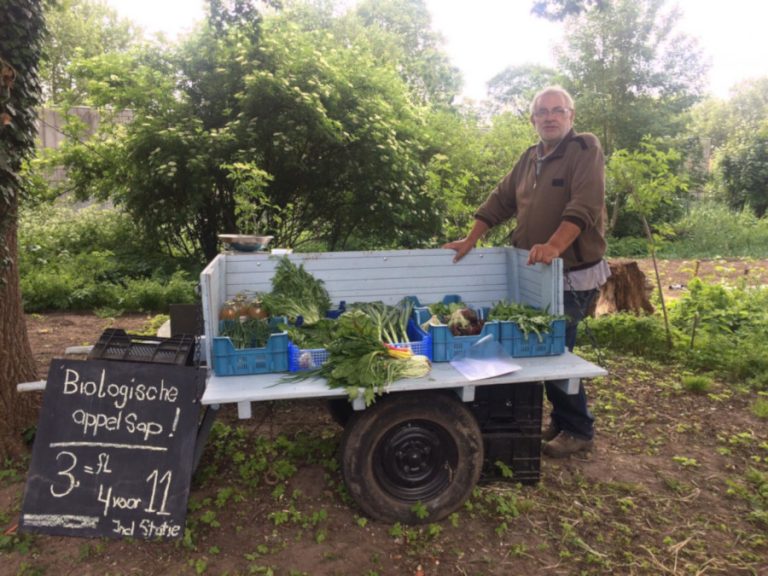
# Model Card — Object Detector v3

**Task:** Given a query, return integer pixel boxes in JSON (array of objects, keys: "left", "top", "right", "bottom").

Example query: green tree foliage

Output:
[
  {"left": 689, "top": 78, "right": 768, "bottom": 151},
  {"left": 352, "top": 0, "right": 461, "bottom": 106},
  {"left": 51, "top": 0, "right": 457, "bottom": 260},
  {"left": 689, "top": 79, "right": 768, "bottom": 217},
  {"left": 531, "top": 0, "right": 606, "bottom": 20},
  {"left": 716, "top": 122, "right": 768, "bottom": 218},
  {"left": 423, "top": 109, "right": 534, "bottom": 242},
  {"left": 486, "top": 64, "right": 558, "bottom": 116},
  {"left": 606, "top": 137, "right": 687, "bottom": 236},
  {"left": 238, "top": 12, "right": 440, "bottom": 251},
  {"left": 41, "top": 0, "right": 139, "bottom": 104},
  {"left": 555, "top": 0, "right": 707, "bottom": 155}
]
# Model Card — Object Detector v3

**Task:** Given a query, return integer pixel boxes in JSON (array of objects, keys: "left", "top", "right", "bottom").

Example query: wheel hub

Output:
[{"left": 374, "top": 420, "right": 458, "bottom": 502}]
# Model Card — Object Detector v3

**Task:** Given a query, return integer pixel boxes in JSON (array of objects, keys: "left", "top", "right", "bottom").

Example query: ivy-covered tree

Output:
[{"left": 0, "top": 0, "right": 46, "bottom": 459}]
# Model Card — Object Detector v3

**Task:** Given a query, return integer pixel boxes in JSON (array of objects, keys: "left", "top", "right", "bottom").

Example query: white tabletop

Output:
[{"left": 202, "top": 352, "right": 607, "bottom": 411}]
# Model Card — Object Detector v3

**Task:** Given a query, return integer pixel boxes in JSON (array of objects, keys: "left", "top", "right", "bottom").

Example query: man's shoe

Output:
[
  {"left": 542, "top": 431, "right": 594, "bottom": 458},
  {"left": 541, "top": 421, "right": 560, "bottom": 442}
]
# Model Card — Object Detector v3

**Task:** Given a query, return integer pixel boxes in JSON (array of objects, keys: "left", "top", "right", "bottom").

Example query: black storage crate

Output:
[
  {"left": 88, "top": 329, "right": 197, "bottom": 366},
  {"left": 469, "top": 382, "right": 543, "bottom": 483}
]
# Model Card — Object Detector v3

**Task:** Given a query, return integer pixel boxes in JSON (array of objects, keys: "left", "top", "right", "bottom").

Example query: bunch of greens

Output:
[
  {"left": 261, "top": 257, "right": 332, "bottom": 324},
  {"left": 488, "top": 301, "right": 564, "bottom": 342},
  {"left": 288, "top": 310, "right": 430, "bottom": 406},
  {"left": 348, "top": 301, "right": 414, "bottom": 344},
  {"left": 284, "top": 318, "right": 337, "bottom": 349},
  {"left": 219, "top": 317, "right": 274, "bottom": 349},
  {"left": 428, "top": 300, "right": 467, "bottom": 321}
]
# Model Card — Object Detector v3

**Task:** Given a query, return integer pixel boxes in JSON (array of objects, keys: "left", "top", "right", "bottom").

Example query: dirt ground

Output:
[{"left": 3, "top": 258, "right": 768, "bottom": 576}]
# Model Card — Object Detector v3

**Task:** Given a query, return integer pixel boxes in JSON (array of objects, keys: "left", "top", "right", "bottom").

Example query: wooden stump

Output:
[{"left": 592, "top": 260, "right": 654, "bottom": 316}]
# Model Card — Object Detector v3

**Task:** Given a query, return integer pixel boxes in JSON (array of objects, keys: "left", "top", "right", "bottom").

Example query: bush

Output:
[
  {"left": 116, "top": 271, "right": 198, "bottom": 313},
  {"left": 580, "top": 313, "right": 673, "bottom": 359},
  {"left": 19, "top": 203, "right": 199, "bottom": 312},
  {"left": 583, "top": 279, "right": 768, "bottom": 389},
  {"left": 661, "top": 202, "right": 768, "bottom": 258},
  {"left": 681, "top": 374, "right": 713, "bottom": 394},
  {"left": 605, "top": 236, "right": 650, "bottom": 258}
]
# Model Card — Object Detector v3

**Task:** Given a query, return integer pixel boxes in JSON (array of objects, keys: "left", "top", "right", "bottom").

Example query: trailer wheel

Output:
[{"left": 340, "top": 391, "right": 483, "bottom": 524}]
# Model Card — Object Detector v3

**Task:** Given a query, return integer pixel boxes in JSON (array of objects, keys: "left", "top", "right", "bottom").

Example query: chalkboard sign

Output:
[{"left": 19, "top": 359, "right": 203, "bottom": 540}]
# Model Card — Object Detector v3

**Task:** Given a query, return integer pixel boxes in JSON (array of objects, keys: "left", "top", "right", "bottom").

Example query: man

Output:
[{"left": 443, "top": 86, "right": 609, "bottom": 458}]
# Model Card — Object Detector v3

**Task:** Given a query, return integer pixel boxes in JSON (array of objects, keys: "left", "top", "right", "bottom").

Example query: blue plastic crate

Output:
[
  {"left": 406, "top": 294, "right": 463, "bottom": 326},
  {"left": 429, "top": 321, "right": 501, "bottom": 362},
  {"left": 498, "top": 318, "right": 566, "bottom": 358},
  {"left": 288, "top": 319, "right": 432, "bottom": 372},
  {"left": 212, "top": 332, "right": 289, "bottom": 376}
]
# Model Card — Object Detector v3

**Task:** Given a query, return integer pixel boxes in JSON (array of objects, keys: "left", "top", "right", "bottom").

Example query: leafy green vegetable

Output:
[
  {"left": 219, "top": 317, "right": 274, "bottom": 349},
  {"left": 286, "top": 310, "right": 430, "bottom": 406},
  {"left": 428, "top": 301, "right": 466, "bottom": 321},
  {"left": 285, "top": 318, "right": 337, "bottom": 349},
  {"left": 261, "top": 257, "right": 332, "bottom": 324},
  {"left": 348, "top": 300, "right": 413, "bottom": 344},
  {"left": 488, "top": 301, "right": 565, "bottom": 342}
]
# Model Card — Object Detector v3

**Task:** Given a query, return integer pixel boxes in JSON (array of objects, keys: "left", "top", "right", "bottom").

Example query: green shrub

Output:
[
  {"left": 605, "top": 236, "right": 650, "bottom": 258},
  {"left": 661, "top": 202, "right": 768, "bottom": 258},
  {"left": 667, "top": 278, "right": 768, "bottom": 385},
  {"left": 681, "top": 374, "right": 713, "bottom": 394},
  {"left": 580, "top": 313, "right": 673, "bottom": 359},
  {"left": 751, "top": 398, "right": 768, "bottom": 419},
  {"left": 19, "top": 203, "right": 199, "bottom": 312},
  {"left": 116, "top": 271, "right": 197, "bottom": 313}
]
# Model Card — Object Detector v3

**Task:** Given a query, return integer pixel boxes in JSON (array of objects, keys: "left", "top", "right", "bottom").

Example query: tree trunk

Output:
[
  {"left": 593, "top": 260, "right": 654, "bottom": 317},
  {"left": 1, "top": 0, "right": 47, "bottom": 460},
  {"left": 0, "top": 204, "right": 39, "bottom": 459}
]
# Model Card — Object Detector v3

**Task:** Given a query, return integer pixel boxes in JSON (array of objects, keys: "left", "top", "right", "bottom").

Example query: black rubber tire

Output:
[{"left": 339, "top": 391, "right": 483, "bottom": 524}]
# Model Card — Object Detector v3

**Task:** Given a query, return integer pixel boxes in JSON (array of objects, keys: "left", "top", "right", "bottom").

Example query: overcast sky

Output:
[{"left": 106, "top": 0, "right": 766, "bottom": 100}]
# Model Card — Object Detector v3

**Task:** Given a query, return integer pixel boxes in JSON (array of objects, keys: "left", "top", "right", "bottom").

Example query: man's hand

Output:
[
  {"left": 528, "top": 221, "right": 581, "bottom": 265},
  {"left": 527, "top": 243, "right": 559, "bottom": 265},
  {"left": 442, "top": 238, "right": 475, "bottom": 263}
]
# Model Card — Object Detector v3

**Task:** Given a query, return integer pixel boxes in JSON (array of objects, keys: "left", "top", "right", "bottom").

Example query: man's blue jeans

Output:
[{"left": 544, "top": 289, "right": 599, "bottom": 440}]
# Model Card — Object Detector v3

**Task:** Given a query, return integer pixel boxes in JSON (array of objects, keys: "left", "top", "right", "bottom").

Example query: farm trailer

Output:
[{"left": 198, "top": 247, "right": 607, "bottom": 523}]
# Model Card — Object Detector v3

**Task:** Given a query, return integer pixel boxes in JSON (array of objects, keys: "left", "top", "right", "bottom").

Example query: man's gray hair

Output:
[{"left": 530, "top": 86, "right": 575, "bottom": 114}]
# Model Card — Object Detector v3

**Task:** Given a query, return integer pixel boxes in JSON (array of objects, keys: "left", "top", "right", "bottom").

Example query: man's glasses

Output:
[{"left": 533, "top": 107, "right": 571, "bottom": 118}]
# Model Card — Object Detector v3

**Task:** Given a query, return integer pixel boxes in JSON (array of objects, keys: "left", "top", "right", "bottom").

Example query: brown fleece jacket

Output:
[{"left": 475, "top": 129, "right": 607, "bottom": 270}]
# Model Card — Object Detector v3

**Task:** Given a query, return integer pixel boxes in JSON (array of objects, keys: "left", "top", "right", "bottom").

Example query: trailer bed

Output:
[{"left": 202, "top": 351, "right": 606, "bottom": 418}]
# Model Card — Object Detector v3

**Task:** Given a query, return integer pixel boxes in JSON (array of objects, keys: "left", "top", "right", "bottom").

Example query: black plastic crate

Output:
[
  {"left": 88, "top": 329, "right": 196, "bottom": 366},
  {"left": 169, "top": 303, "right": 204, "bottom": 336},
  {"left": 469, "top": 382, "right": 543, "bottom": 434},
  {"left": 468, "top": 382, "right": 544, "bottom": 483},
  {"left": 481, "top": 432, "right": 541, "bottom": 484}
]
